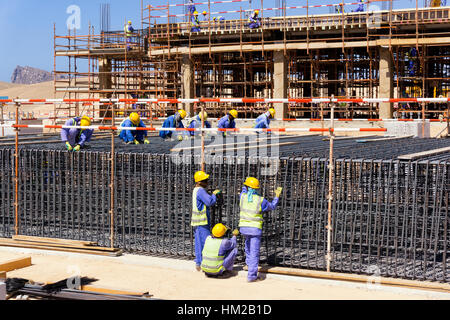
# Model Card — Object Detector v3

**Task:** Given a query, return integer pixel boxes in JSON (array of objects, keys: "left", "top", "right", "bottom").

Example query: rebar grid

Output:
[{"left": 0, "top": 148, "right": 448, "bottom": 282}]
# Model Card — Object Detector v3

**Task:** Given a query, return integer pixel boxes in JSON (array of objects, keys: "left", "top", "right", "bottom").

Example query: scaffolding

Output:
[{"left": 53, "top": 1, "right": 450, "bottom": 119}]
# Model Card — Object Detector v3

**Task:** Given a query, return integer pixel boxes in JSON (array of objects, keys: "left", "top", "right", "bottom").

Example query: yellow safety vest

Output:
[
  {"left": 124, "top": 25, "right": 132, "bottom": 36},
  {"left": 201, "top": 236, "right": 225, "bottom": 274},
  {"left": 191, "top": 187, "right": 208, "bottom": 226},
  {"left": 238, "top": 193, "right": 264, "bottom": 229}
]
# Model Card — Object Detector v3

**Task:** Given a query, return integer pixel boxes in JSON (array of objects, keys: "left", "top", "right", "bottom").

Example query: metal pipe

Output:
[
  {"left": 326, "top": 97, "right": 335, "bottom": 272},
  {"left": 110, "top": 103, "right": 116, "bottom": 248},
  {"left": 14, "top": 101, "right": 20, "bottom": 236}
]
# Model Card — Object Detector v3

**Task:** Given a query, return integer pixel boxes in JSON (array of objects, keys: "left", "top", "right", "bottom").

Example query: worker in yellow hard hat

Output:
[
  {"left": 191, "top": 170, "right": 221, "bottom": 271},
  {"left": 124, "top": 20, "right": 135, "bottom": 50},
  {"left": 61, "top": 116, "right": 94, "bottom": 152},
  {"left": 218, "top": 109, "right": 238, "bottom": 137},
  {"left": 239, "top": 177, "right": 282, "bottom": 282},
  {"left": 159, "top": 109, "right": 187, "bottom": 141},
  {"left": 248, "top": 9, "right": 261, "bottom": 29},
  {"left": 119, "top": 112, "right": 150, "bottom": 145},
  {"left": 254, "top": 107, "right": 275, "bottom": 129},
  {"left": 187, "top": 111, "right": 211, "bottom": 137},
  {"left": 201, "top": 223, "right": 239, "bottom": 278}
]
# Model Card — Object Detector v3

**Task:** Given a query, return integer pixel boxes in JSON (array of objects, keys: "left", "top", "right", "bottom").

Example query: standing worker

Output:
[
  {"left": 159, "top": 109, "right": 187, "bottom": 141},
  {"left": 201, "top": 223, "right": 239, "bottom": 278},
  {"left": 124, "top": 20, "right": 135, "bottom": 51},
  {"left": 118, "top": 112, "right": 150, "bottom": 145},
  {"left": 248, "top": 9, "right": 261, "bottom": 29},
  {"left": 191, "top": 171, "right": 221, "bottom": 271},
  {"left": 238, "top": 177, "right": 282, "bottom": 282},
  {"left": 254, "top": 107, "right": 275, "bottom": 129},
  {"left": 187, "top": 111, "right": 211, "bottom": 138},
  {"left": 217, "top": 109, "right": 238, "bottom": 137},
  {"left": 61, "top": 116, "right": 94, "bottom": 152}
]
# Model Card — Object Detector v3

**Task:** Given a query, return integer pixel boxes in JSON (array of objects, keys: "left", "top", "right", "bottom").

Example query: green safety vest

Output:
[
  {"left": 201, "top": 236, "right": 225, "bottom": 274},
  {"left": 124, "top": 25, "right": 132, "bottom": 36},
  {"left": 238, "top": 193, "right": 264, "bottom": 229},
  {"left": 191, "top": 187, "right": 208, "bottom": 226}
]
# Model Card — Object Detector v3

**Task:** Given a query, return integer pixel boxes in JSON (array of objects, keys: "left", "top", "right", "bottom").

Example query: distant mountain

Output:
[{"left": 11, "top": 65, "right": 65, "bottom": 85}]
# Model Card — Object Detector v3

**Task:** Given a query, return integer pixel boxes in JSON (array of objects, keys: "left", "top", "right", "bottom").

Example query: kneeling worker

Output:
[
  {"left": 254, "top": 107, "right": 275, "bottom": 130},
  {"left": 159, "top": 109, "right": 187, "bottom": 141},
  {"left": 188, "top": 111, "right": 211, "bottom": 138},
  {"left": 218, "top": 109, "right": 238, "bottom": 136},
  {"left": 201, "top": 223, "right": 239, "bottom": 277},
  {"left": 61, "top": 115, "right": 94, "bottom": 151},
  {"left": 119, "top": 112, "right": 149, "bottom": 144}
]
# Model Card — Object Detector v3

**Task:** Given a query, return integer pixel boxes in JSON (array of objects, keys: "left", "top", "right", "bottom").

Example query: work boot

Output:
[
  {"left": 247, "top": 274, "right": 265, "bottom": 283},
  {"left": 195, "top": 265, "right": 201, "bottom": 272}
]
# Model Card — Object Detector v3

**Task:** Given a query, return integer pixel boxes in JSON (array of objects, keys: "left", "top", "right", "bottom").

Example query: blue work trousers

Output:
[
  {"left": 243, "top": 234, "right": 261, "bottom": 281},
  {"left": 194, "top": 225, "right": 211, "bottom": 266}
]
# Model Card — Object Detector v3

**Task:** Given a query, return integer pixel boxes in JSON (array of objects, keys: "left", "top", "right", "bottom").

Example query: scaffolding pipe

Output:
[{"left": 326, "top": 98, "right": 335, "bottom": 273}]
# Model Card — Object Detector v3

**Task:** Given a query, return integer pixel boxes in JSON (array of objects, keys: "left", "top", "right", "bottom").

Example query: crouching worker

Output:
[
  {"left": 191, "top": 170, "right": 221, "bottom": 271},
  {"left": 119, "top": 112, "right": 149, "bottom": 145},
  {"left": 61, "top": 116, "right": 93, "bottom": 151},
  {"left": 159, "top": 109, "right": 187, "bottom": 141},
  {"left": 201, "top": 223, "right": 239, "bottom": 278}
]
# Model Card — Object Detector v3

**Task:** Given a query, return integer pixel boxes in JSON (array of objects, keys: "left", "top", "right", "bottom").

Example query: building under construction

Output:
[{"left": 54, "top": 1, "right": 450, "bottom": 120}]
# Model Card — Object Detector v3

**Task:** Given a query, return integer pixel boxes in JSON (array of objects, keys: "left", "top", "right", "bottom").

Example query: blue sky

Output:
[{"left": 0, "top": 0, "right": 424, "bottom": 82}]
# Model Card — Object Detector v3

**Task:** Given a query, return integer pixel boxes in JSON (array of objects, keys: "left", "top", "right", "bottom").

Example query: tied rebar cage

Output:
[{"left": 0, "top": 149, "right": 449, "bottom": 282}]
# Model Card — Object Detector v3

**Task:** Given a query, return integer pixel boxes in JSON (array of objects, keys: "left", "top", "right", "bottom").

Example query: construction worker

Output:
[
  {"left": 239, "top": 177, "right": 282, "bottom": 282},
  {"left": 202, "top": 10, "right": 208, "bottom": 20},
  {"left": 119, "top": 112, "right": 150, "bottom": 144},
  {"left": 124, "top": 21, "right": 135, "bottom": 50},
  {"left": 248, "top": 9, "right": 261, "bottom": 29},
  {"left": 191, "top": 170, "right": 221, "bottom": 271},
  {"left": 335, "top": 3, "right": 344, "bottom": 13},
  {"left": 201, "top": 223, "right": 239, "bottom": 278},
  {"left": 61, "top": 116, "right": 94, "bottom": 152},
  {"left": 213, "top": 16, "right": 225, "bottom": 23},
  {"left": 159, "top": 109, "right": 187, "bottom": 141},
  {"left": 254, "top": 107, "right": 275, "bottom": 129},
  {"left": 353, "top": 0, "right": 365, "bottom": 12},
  {"left": 187, "top": 111, "right": 211, "bottom": 137},
  {"left": 217, "top": 109, "right": 238, "bottom": 136}
]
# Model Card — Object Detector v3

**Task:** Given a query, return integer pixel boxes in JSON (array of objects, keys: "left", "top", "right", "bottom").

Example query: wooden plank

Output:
[
  {"left": 0, "top": 271, "right": 6, "bottom": 279},
  {"left": 81, "top": 285, "right": 148, "bottom": 297},
  {"left": 398, "top": 146, "right": 450, "bottom": 161},
  {"left": 12, "top": 235, "right": 97, "bottom": 247},
  {"left": 0, "top": 256, "right": 32, "bottom": 272},
  {"left": 5, "top": 238, "right": 116, "bottom": 252},
  {"left": 0, "top": 241, "right": 122, "bottom": 257}
]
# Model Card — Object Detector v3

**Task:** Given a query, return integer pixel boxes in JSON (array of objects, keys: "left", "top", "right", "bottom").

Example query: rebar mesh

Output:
[{"left": 0, "top": 148, "right": 449, "bottom": 282}]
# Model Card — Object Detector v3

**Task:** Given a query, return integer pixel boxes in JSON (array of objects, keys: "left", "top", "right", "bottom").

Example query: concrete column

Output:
[
  {"left": 273, "top": 51, "right": 288, "bottom": 119},
  {"left": 379, "top": 47, "right": 394, "bottom": 119},
  {"left": 98, "top": 58, "right": 112, "bottom": 118},
  {"left": 181, "top": 55, "right": 195, "bottom": 115}
]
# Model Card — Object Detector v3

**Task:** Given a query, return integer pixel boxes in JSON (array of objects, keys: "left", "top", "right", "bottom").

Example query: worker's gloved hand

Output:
[
  {"left": 213, "top": 189, "right": 221, "bottom": 195},
  {"left": 177, "top": 135, "right": 183, "bottom": 141},
  {"left": 144, "top": 139, "right": 150, "bottom": 144},
  {"left": 275, "top": 187, "right": 283, "bottom": 198},
  {"left": 73, "top": 145, "right": 81, "bottom": 152},
  {"left": 134, "top": 139, "right": 140, "bottom": 145},
  {"left": 184, "top": 135, "right": 190, "bottom": 141},
  {"left": 232, "top": 229, "right": 239, "bottom": 237},
  {"left": 65, "top": 142, "right": 73, "bottom": 151}
]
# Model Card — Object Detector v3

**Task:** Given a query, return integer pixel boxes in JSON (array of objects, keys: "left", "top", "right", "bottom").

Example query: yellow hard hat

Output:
[
  {"left": 244, "top": 177, "right": 260, "bottom": 189},
  {"left": 198, "top": 111, "right": 208, "bottom": 121},
  {"left": 194, "top": 170, "right": 210, "bottom": 183},
  {"left": 80, "top": 116, "right": 91, "bottom": 127},
  {"left": 255, "top": 9, "right": 259, "bottom": 14},
  {"left": 268, "top": 108, "right": 276, "bottom": 118},
  {"left": 212, "top": 223, "right": 227, "bottom": 238},
  {"left": 194, "top": 11, "right": 199, "bottom": 15},
  {"left": 128, "top": 21, "right": 132, "bottom": 24},
  {"left": 229, "top": 109, "right": 238, "bottom": 119},
  {"left": 202, "top": 10, "right": 207, "bottom": 15},
  {"left": 178, "top": 109, "right": 187, "bottom": 119},
  {"left": 130, "top": 112, "right": 140, "bottom": 125}
]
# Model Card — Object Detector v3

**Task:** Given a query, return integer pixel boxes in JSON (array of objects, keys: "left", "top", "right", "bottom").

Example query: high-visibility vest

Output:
[
  {"left": 191, "top": 187, "right": 208, "bottom": 226},
  {"left": 124, "top": 25, "right": 132, "bottom": 36},
  {"left": 201, "top": 236, "right": 225, "bottom": 274},
  {"left": 238, "top": 193, "right": 264, "bottom": 229}
]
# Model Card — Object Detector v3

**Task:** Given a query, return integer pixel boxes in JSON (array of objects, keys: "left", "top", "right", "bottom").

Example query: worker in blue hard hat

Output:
[
  {"left": 61, "top": 116, "right": 94, "bottom": 151},
  {"left": 187, "top": 111, "right": 211, "bottom": 138},
  {"left": 254, "top": 107, "right": 275, "bottom": 129},
  {"left": 239, "top": 177, "right": 282, "bottom": 282},
  {"left": 191, "top": 170, "right": 221, "bottom": 271},
  {"left": 118, "top": 112, "right": 150, "bottom": 144},
  {"left": 159, "top": 109, "right": 187, "bottom": 141},
  {"left": 201, "top": 223, "right": 239, "bottom": 278},
  {"left": 248, "top": 9, "right": 261, "bottom": 29}
]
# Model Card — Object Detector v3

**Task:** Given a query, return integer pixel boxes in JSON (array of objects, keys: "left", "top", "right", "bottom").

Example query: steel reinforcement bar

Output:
[{"left": 0, "top": 149, "right": 449, "bottom": 282}]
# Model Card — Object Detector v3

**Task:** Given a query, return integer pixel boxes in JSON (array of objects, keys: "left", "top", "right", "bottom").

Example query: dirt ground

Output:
[{"left": 1, "top": 247, "right": 449, "bottom": 300}]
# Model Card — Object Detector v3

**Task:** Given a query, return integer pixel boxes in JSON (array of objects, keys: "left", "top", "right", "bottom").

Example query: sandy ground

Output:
[{"left": 1, "top": 247, "right": 449, "bottom": 300}]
